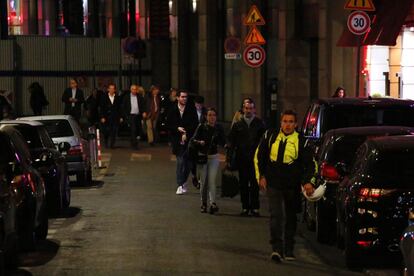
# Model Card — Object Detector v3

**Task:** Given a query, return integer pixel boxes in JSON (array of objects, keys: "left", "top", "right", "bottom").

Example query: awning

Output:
[{"left": 337, "top": 0, "right": 414, "bottom": 47}]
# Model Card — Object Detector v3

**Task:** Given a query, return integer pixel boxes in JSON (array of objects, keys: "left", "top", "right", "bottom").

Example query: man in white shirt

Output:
[
  {"left": 62, "top": 78, "right": 85, "bottom": 121},
  {"left": 122, "top": 84, "right": 147, "bottom": 149}
]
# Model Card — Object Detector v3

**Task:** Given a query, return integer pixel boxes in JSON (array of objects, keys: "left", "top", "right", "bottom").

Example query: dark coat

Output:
[
  {"left": 145, "top": 94, "right": 161, "bottom": 120},
  {"left": 228, "top": 116, "right": 266, "bottom": 166},
  {"left": 62, "top": 88, "right": 85, "bottom": 119},
  {"left": 84, "top": 94, "right": 100, "bottom": 125},
  {"left": 196, "top": 107, "right": 207, "bottom": 124},
  {"left": 29, "top": 83, "right": 48, "bottom": 114},
  {"left": 166, "top": 103, "right": 198, "bottom": 155},
  {"left": 99, "top": 93, "right": 123, "bottom": 123},
  {"left": 190, "top": 123, "right": 226, "bottom": 155},
  {"left": 122, "top": 92, "right": 147, "bottom": 118}
]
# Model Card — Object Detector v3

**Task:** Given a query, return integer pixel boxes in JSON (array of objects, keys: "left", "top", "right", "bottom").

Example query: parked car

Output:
[
  {"left": 301, "top": 97, "right": 414, "bottom": 154},
  {"left": 305, "top": 126, "right": 414, "bottom": 244},
  {"left": 401, "top": 208, "right": 414, "bottom": 276},
  {"left": 19, "top": 115, "right": 92, "bottom": 185},
  {"left": 336, "top": 135, "right": 414, "bottom": 269},
  {"left": 0, "top": 125, "right": 48, "bottom": 253},
  {"left": 1, "top": 120, "right": 71, "bottom": 215}
]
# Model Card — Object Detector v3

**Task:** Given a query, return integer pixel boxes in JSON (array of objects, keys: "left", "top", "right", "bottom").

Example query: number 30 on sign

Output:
[
  {"left": 347, "top": 10, "right": 371, "bottom": 35},
  {"left": 243, "top": 45, "right": 266, "bottom": 68}
]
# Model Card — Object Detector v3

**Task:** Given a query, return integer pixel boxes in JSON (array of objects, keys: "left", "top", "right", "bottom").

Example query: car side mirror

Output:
[
  {"left": 58, "top": 142, "right": 71, "bottom": 153},
  {"left": 335, "top": 162, "right": 348, "bottom": 176}
]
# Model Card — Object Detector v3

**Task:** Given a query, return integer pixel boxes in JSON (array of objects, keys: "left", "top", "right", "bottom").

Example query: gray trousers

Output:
[
  {"left": 267, "top": 188, "right": 298, "bottom": 255},
  {"left": 198, "top": 154, "right": 219, "bottom": 205}
]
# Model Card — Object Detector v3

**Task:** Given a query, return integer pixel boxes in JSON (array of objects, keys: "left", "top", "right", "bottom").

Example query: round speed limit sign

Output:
[
  {"left": 347, "top": 11, "right": 371, "bottom": 35},
  {"left": 243, "top": 45, "right": 266, "bottom": 68}
]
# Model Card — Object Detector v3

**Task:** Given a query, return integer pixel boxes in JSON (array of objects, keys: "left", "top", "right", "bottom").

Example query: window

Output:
[{"left": 41, "top": 120, "right": 74, "bottom": 138}]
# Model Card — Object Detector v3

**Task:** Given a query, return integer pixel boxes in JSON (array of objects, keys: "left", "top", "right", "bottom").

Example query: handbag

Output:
[
  {"left": 226, "top": 146, "right": 238, "bottom": 171},
  {"left": 221, "top": 168, "right": 239, "bottom": 198},
  {"left": 189, "top": 125, "right": 216, "bottom": 165}
]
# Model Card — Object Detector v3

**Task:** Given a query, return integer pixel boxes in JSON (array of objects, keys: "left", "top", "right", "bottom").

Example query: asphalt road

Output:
[{"left": 5, "top": 140, "right": 400, "bottom": 276}]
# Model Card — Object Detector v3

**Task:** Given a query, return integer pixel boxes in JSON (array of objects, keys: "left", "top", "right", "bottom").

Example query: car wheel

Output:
[
  {"left": 18, "top": 207, "right": 36, "bottom": 252},
  {"left": 76, "top": 171, "right": 86, "bottom": 186},
  {"left": 62, "top": 176, "right": 71, "bottom": 209},
  {"left": 316, "top": 202, "right": 335, "bottom": 244},
  {"left": 344, "top": 223, "right": 363, "bottom": 271},
  {"left": 35, "top": 211, "right": 48, "bottom": 241},
  {"left": 86, "top": 166, "right": 92, "bottom": 185}
]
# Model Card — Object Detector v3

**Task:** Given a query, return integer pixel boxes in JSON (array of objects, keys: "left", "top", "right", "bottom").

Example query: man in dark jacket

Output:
[
  {"left": 29, "top": 82, "right": 48, "bottom": 115},
  {"left": 122, "top": 84, "right": 147, "bottom": 149},
  {"left": 228, "top": 101, "right": 265, "bottom": 217},
  {"left": 62, "top": 78, "right": 85, "bottom": 121},
  {"left": 167, "top": 90, "right": 198, "bottom": 195},
  {"left": 99, "top": 83, "right": 123, "bottom": 148},
  {"left": 254, "top": 109, "right": 316, "bottom": 263}
]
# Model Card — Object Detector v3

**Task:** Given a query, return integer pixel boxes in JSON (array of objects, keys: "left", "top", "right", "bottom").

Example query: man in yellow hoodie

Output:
[{"left": 254, "top": 109, "right": 316, "bottom": 263}]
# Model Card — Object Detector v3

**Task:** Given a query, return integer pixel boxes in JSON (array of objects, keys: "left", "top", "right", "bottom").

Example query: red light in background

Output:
[
  {"left": 357, "top": 241, "right": 372, "bottom": 247},
  {"left": 136, "top": 12, "right": 140, "bottom": 22}
]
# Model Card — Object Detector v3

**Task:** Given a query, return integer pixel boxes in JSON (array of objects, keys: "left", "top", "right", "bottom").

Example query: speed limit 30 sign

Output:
[
  {"left": 347, "top": 11, "right": 371, "bottom": 35},
  {"left": 243, "top": 45, "right": 266, "bottom": 68}
]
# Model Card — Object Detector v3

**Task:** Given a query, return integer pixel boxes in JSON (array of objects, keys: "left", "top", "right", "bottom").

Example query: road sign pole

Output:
[{"left": 356, "top": 44, "right": 361, "bottom": 97}]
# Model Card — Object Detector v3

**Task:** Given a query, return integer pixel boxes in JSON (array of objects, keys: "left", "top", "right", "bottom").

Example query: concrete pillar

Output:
[
  {"left": 0, "top": 0, "right": 8, "bottom": 39},
  {"left": 43, "top": 0, "right": 57, "bottom": 35},
  {"left": 28, "top": 0, "right": 38, "bottom": 34},
  {"left": 198, "top": 0, "right": 219, "bottom": 108}
]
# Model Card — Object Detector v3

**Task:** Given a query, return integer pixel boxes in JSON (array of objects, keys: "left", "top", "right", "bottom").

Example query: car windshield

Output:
[
  {"left": 40, "top": 120, "right": 74, "bottom": 138},
  {"left": 368, "top": 149, "right": 414, "bottom": 188},
  {"left": 324, "top": 106, "right": 414, "bottom": 133},
  {"left": 13, "top": 125, "right": 44, "bottom": 149}
]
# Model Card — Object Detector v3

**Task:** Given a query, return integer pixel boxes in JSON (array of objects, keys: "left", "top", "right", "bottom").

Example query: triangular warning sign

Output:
[
  {"left": 344, "top": 0, "right": 375, "bottom": 11},
  {"left": 244, "top": 5, "right": 265, "bottom": 25},
  {"left": 244, "top": 26, "right": 266, "bottom": 45}
]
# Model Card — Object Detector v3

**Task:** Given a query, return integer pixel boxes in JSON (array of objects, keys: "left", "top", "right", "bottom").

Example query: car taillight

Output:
[
  {"left": 356, "top": 241, "right": 372, "bottom": 247},
  {"left": 358, "top": 188, "right": 395, "bottom": 201},
  {"left": 68, "top": 145, "right": 83, "bottom": 156},
  {"left": 320, "top": 162, "right": 339, "bottom": 181}
]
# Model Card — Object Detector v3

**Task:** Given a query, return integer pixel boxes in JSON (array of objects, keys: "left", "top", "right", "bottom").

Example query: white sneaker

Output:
[
  {"left": 176, "top": 186, "right": 184, "bottom": 195},
  {"left": 181, "top": 184, "right": 188, "bottom": 193}
]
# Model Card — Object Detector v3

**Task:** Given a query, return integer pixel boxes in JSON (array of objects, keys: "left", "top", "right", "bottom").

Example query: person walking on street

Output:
[
  {"left": 190, "top": 108, "right": 225, "bottom": 214},
  {"left": 145, "top": 85, "right": 161, "bottom": 146},
  {"left": 99, "top": 83, "right": 123, "bottom": 149},
  {"left": 62, "top": 78, "right": 85, "bottom": 121},
  {"left": 28, "top": 82, "right": 48, "bottom": 115},
  {"left": 84, "top": 88, "right": 101, "bottom": 127},
  {"left": 167, "top": 90, "right": 198, "bottom": 195},
  {"left": 254, "top": 109, "right": 316, "bottom": 263},
  {"left": 231, "top": 97, "right": 254, "bottom": 128},
  {"left": 190, "top": 95, "right": 207, "bottom": 189},
  {"left": 228, "top": 101, "right": 265, "bottom": 216},
  {"left": 122, "top": 84, "right": 147, "bottom": 150}
]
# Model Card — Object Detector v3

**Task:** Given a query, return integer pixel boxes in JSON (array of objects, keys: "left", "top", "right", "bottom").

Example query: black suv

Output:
[
  {"left": 307, "top": 126, "right": 414, "bottom": 245},
  {"left": 336, "top": 136, "right": 414, "bottom": 269},
  {"left": 302, "top": 97, "right": 414, "bottom": 150}
]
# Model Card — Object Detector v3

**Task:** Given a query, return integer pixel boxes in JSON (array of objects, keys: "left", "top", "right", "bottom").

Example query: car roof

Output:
[
  {"left": 314, "top": 97, "right": 414, "bottom": 107},
  {"left": 1, "top": 119, "right": 44, "bottom": 127},
  {"left": 367, "top": 135, "right": 414, "bottom": 151},
  {"left": 17, "top": 115, "right": 73, "bottom": 121},
  {"left": 324, "top": 126, "right": 414, "bottom": 137},
  {"left": 0, "top": 124, "right": 24, "bottom": 135}
]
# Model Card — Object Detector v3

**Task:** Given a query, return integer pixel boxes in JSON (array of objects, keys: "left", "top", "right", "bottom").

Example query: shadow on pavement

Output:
[
  {"left": 3, "top": 268, "right": 33, "bottom": 276},
  {"left": 17, "top": 239, "right": 60, "bottom": 267},
  {"left": 71, "top": 180, "right": 104, "bottom": 190},
  {"left": 49, "top": 206, "right": 81, "bottom": 219}
]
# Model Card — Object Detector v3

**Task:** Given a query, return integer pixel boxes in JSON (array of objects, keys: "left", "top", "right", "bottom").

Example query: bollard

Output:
[{"left": 96, "top": 128, "right": 103, "bottom": 168}]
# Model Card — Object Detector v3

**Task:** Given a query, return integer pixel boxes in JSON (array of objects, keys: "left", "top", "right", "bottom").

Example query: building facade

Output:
[{"left": 0, "top": 0, "right": 413, "bottom": 124}]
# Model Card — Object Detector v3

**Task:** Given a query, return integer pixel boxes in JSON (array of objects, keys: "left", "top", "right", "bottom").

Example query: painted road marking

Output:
[{"left": 130, "top": 153, "right": 152, "bottom": 161}]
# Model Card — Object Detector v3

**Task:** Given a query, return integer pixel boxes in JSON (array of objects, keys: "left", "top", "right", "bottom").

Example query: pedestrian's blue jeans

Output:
[{"left": 176, "top": 152, "right": 191, "bottom": 186}]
